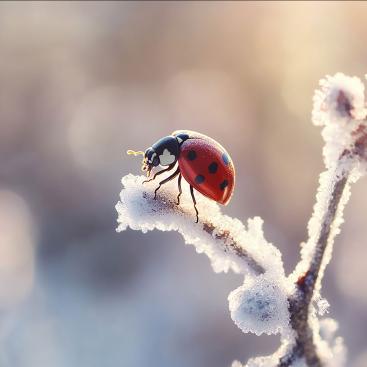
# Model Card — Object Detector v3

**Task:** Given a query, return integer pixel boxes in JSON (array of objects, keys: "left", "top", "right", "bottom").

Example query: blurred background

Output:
[{"left": 1, "top": 1, "right": 367, "bottom": 366}]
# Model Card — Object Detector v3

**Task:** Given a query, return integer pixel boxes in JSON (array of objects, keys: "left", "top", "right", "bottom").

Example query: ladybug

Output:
[{"left": 127, "top": 130, "right": 235, "bottom": 223}]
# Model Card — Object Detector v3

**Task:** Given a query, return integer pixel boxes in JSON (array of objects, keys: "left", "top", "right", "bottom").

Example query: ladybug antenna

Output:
[
  {"left": 127, "top": 150, "right": 151, "bottom": 177},
  {"left": 127, "top": 149, "right": 145, "bottom": 157}
]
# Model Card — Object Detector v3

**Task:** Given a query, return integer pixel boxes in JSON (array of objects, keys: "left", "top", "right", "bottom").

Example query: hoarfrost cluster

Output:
[
  {"left": 228, "top": 274, "right": 290, "bottom": 336},
  {"left": 312, "top": 73, "right": 367, "bottom": 171},
  {"left": 116, "top": 73, "right": 367, "bottom": 367}
]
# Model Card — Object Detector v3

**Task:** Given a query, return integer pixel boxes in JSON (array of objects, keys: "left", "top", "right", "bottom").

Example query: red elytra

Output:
[
  {"left": 177, "top": 132, "right": 235, "bottom": 205},
  {"left": 128, "top": 130, "right": 235, "bottom": 222}
]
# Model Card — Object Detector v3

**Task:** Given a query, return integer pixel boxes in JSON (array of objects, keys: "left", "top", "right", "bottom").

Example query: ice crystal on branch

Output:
[
  {"left": 316, "top": 298, "right": 329, "bottom": 316},
  {"left": 312, "top": 73, "right": 367, "bottom": 168},
  {"left": 312, "top": 73, "right": 366, "bottom": 127},
  {"left": 228, "top": 274, "right": 289, "bottom": 336},
  {"left": 116, "top": 73, "right": 367, "bottom": 367}
]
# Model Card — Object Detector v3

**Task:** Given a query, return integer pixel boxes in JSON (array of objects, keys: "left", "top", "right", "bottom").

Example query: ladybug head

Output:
[
  {"left": 128, "top": 135, "right": 181, "bottom": 176},
  {"left": 142, "top": 147, "right": 160, "bottom": 175}
]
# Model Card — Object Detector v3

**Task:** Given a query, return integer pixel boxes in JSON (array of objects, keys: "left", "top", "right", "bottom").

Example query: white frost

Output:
[
  {"left": 291, "top": 161, "right": 361, "bottom": 296},
  {"left": 232, "top": 339, "right": 302, "bottom": 367},
  {"left": 312, "top": 73, "right": 367, "bottom": 169},
  {"left": 312, "top": 73, "right": 366, "bottom": 127},
  {"left": 116, "top": 174, "right": 285, "bottom": 276},
  {"left": 228, "top": 274, "right": 289, "bottom": 336},
  {"left": 316, "top": 297, "right": 330, "bottom": 316}
]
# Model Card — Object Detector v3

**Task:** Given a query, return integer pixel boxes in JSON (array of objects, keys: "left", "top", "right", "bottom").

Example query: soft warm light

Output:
[{"left": 0, "top": 190, "right": 36, "bottom": 308}]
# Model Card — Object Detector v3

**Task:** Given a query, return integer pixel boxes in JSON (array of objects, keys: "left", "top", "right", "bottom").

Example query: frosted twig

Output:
[
  {"left": 276, "top": 73, "right": 367, "bottom": 367},
  {"left": 115, "top": 174, "right": 283, "bottom": 276},
  {"left": 279, "top": 163, "right": 350, "bottom": 367},
  {"left": 202, "top": 222, "right": 265, "bottom": 275}
]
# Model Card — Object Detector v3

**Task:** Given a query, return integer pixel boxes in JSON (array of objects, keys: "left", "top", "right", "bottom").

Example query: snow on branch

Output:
[
  {"left": 291, "top": 73, "right": 367, "bottom": 304},
  {"left": 312, "top": 73, "right": 367, "bottom": 169},
  {"left": 116, "top": 174, "right": 284, "bottom": 277},
  {"left": 279, "top": 73, "right": 367, "bottom": 367},
  {"left": 228, "top": 273, "right": 290, "bottom": 336},
  {"left": 116, "top": 73, "right": 367, "bottom": 367},
  {"left": 116, "top": 175, "right": 291, "bottom": 338}
]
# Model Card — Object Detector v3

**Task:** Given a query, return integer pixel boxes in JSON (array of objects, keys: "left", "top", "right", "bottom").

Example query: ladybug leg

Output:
[
  {"left": 154, "top": 167, "right": 180, "bottom": 199},
  {"left": 176, "top": 173, "right": 182, "bottom": 205},
  {"left": 189, "top": 185, "right": 199, "bottom": 223},
  {"left": 143, "top": 163, "right": 175, "bottom": 184}
]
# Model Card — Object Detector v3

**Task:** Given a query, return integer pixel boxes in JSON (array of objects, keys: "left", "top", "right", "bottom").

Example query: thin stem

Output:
[
  {"left": 279, "top": 125, "right": 367, "bottom": 367},
  {"left": 203, "top": 223, "right": 265, "bottom": 275},
  {"left": 278, "top": 164, "right": 351, "bottom": 367},
  {"left": 305, "top": 174, "right": 348, "bottom": 302}
]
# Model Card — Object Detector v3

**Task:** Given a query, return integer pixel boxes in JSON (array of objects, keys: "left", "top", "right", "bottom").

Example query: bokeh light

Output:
[{"left": 0, "top": 190, "right": 35, "bottom": 308}]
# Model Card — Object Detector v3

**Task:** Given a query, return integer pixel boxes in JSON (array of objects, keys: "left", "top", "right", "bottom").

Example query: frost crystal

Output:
[
  {"left": 232, "top": 340, "right": 302, "bottom": 367},
  {"left": 291, "top": 161, "right": 360, "bottom": 295},
  {"left": 312, "top": 73, "right": 367, "bottom": 168},
  {"left": 228, "top": 274, "right": 289, "bottom": 336},
  {"left": 316, "top": 298, "right": 330, "bottom": 316},
  {"left": 312, "top": 73, "right": 366, "bottom": 127}
]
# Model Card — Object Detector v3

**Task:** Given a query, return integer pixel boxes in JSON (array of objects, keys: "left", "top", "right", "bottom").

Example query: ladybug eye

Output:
[{"left": 152, "top": 156, "right": 160, "bottom": 166}]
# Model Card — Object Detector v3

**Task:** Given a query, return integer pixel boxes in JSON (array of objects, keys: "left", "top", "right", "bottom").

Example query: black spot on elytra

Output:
[
  {"left": 222, "top": 153, "right": 230, "bottom": 166},
  {"left": 208, "top": 162, "right": 218, "bottom": 174},
  {"left": 187, "top": 150, "right": 197, "bottom": 161},
  {"left": 195, "top": 175, "right": 205, "bottom": 184},
  {"left": 220, "top": 179, "right": 228, "bottom": 190}
]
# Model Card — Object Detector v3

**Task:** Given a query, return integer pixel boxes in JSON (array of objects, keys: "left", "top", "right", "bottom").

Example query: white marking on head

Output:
[
  {"left": 176, "top": 136, "right": 183, "bottom": 143},
  {"left": 159, "top": 149, "right": 176, "bottom": 165}
]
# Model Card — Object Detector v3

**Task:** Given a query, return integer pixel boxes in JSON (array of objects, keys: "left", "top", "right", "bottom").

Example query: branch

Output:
[
  {"left": 279, "top": 163, "right": 351, "bottom": 367},
  {"left": 115, "top": 174, "right": 282, "bottom": 276},
  {"left": 275, "top": 73, "right": 367, "bottom": 367},
  {"left": 302, "top": 172, "right": 348, "bottom": 303},
  {"left": 279, "top": 148, "right": 367, "bottom": 366},
  {"left": 116, "top": 175, "right": 290, "bottom": 339},
  {"left": 202, "top": 222, "right": 265, "bottom": 275}
]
